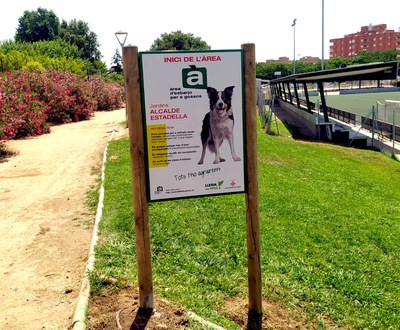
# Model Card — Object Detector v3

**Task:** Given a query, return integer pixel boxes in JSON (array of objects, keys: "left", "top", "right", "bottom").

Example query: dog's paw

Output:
[
  {"left": 198, "top": 160, "right": 203, "bottom": 165},
  {"left": 220, "top": 158, "right": 226, "bottom": 162},
  {"left": 213, "top": 159, "right": 220, "bottom": 164},
  {"left": 233, "top": 156, "right": 241, "bottom": 161}
]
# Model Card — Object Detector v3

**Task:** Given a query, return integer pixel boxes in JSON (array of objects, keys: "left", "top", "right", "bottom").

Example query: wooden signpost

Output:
[
  {"left": 242, "top": 44, "right": 262, "bottom": 319},
  {"left": 123, "top": 45, "right": 154, "bottom": 309},
  {"left": 123, "top": 43, "right": 261, "bottom": 324}
]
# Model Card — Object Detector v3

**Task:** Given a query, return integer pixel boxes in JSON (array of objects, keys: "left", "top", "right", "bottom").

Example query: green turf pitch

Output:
[{"left": 310, "top": 91, "right": 400, "bottom": 121}]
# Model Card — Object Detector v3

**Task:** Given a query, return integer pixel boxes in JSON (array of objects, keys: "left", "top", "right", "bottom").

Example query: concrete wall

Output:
[{"left": 278, "top": 100, "right": 318, "bottom": 137}]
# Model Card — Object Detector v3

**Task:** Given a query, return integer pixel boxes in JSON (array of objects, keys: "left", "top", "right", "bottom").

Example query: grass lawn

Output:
[{"left": 91, "top": 119, "right": 400, "bottom": 329}]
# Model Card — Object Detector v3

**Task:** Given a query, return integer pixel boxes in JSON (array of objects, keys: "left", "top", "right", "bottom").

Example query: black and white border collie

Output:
[{"left": 198, "top": 86, "right": 241, "bottom": 165}]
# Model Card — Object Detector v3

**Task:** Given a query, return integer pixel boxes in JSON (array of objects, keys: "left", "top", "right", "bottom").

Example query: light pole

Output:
[
  {"left": 321, "top": 0, "right": 325, "bottom": 70},
  {"left": 115, "top": 31, "right": 128, "bottom": 124},
  {"left": 292, "top": 19, "right": 297, "bottom": 74},
  {"left": 115, "top": 30, "right": 128, "bottom": 49}
]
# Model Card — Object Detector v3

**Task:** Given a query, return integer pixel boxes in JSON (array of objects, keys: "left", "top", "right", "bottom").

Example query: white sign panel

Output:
[{"left": 139, "top": 50, "right": 246, "bottom": 201}]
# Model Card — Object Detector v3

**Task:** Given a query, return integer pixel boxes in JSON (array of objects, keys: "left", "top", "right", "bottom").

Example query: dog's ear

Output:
[
  {"left": 224, "top": 86, "right": 235, "bottom": 97},
  {"left": 207, "top": 87, "right": 217, "bottom": 96}
]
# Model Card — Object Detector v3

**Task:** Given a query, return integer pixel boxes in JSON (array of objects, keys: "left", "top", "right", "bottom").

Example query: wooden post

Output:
[
  {"left": 123, "top": 45, "right": 154, "bottom": 309},
  {"left": 242, "top": 43, "right": 262, "bottom": 324}
]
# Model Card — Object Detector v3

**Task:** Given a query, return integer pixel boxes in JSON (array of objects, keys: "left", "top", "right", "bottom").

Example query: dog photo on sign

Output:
[{"left": 198, "top": 86, "right": 241, "bottom": 165}]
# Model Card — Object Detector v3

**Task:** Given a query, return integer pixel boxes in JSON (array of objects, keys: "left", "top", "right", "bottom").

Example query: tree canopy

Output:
[
  {"left": 60, "top": 19, "right": 101, "bottom": 63},
  {"left": 150, "top": 31, "right": 211, "bottom": 51},
  {"left": 14, "top": 8, "right": 101, "bottom": 64},
  {"left": 15, "top": 8, "right": 60, "bottom": 43}
]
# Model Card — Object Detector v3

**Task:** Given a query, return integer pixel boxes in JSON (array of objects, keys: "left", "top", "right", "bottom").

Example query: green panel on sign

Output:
[{"left": 182, "top": 67, "right": 207, "bottom": 89}]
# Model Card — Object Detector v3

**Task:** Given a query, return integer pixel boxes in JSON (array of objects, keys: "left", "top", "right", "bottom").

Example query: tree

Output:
[
  {"left": 91, "top": 59, "right": 108, "bottom": 76},
  {"left": 15, "top": 8, "right": 60, "bottom": 42},
  {"left": 352, "top": 49, "right": 400, "bottom": 65},
  {"left": 110, "top": 49, "right": 123, "bottom": 74},
  {"left": 150, "top": 31, "right": 211, "bottom": 51},
  {"left": 60, "top": 19, "right": 101, "bottom": 63}
]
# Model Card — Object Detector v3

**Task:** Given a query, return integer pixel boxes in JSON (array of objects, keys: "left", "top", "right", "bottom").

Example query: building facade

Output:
[
  {"left": 265, "top": 56, "right": 320, "bottom": 64},
  {"left": 329, "top": 24, "right": 400, "bottom": 58}
]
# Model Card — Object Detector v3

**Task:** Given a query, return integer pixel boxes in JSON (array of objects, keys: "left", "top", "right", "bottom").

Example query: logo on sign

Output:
[
  {"left": 182, "top": 65, "right": 207, "bottom": 89},
  {"left": 204, "top": 180, "right": 224, "bottom": 190}
]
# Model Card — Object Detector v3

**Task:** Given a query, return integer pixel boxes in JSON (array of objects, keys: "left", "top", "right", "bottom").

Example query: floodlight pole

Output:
[
  {"left": 321, "top": 0, "right": 325, "bottom": 70},
  {"left": 292, "top": 19, "right": 297, "bottom": 74}
]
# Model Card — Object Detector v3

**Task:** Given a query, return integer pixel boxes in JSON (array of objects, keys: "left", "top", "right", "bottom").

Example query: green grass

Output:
[
  {"left": 92, "top": 119, "right": 400, "bottom": 329},
  {"left": 310, "top": 91, "right": 400, "bottom": 121}
]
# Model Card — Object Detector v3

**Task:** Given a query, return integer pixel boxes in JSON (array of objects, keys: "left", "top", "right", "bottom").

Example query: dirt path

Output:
[{"left": 0, "top": 109, "right": 125, "bottom": 330}]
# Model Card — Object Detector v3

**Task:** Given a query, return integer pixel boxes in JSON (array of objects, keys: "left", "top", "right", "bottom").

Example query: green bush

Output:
[
  {"left": 0, "top": 39, "right": 83, "bottom": 59},
  {"left": 0, "top": 40, "right": 89, "bottom": 75},
  {"left": 0, "top": 50, "right": 86, "bottom": 75}
]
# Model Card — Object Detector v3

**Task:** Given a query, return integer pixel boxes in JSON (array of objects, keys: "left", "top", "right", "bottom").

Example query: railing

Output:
[
  {"left": 326, "top": 107, "right": 357, "bottom": 125},
  {"left": 361, "top": 117, "right": 400, "bottom": 142},
  {"left": 275, "top": 95, "right": 400, "bottom": 143}
]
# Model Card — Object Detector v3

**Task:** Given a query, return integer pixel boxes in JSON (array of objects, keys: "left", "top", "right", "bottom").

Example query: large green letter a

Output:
[{"left": 182, "top": 67, "right": 207, "bottom": 89}]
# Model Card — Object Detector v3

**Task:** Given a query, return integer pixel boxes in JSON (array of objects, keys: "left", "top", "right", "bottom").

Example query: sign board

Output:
[{"left": 139, "top": 50, "right": 246, "bottom": 201}]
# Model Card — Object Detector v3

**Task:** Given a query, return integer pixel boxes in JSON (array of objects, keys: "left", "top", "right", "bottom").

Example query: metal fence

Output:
[
  {"left": 303, "top": 100, "right": 399, "bottom": 143},
  {"left": 361, "top": 117, "right": 400, "bottom": 142}
]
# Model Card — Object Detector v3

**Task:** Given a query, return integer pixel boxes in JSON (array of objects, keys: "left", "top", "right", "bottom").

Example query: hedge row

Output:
[{"left": 0, "top": 69, "right": 124, "bottom": 141}]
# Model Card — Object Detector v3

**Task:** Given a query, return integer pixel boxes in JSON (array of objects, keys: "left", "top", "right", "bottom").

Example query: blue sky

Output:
[{"left": 1, "top": 0, "right": 399, "bottom": 66}]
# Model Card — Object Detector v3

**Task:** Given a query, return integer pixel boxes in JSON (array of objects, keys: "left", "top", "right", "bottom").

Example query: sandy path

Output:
[{"left": 0, "top": 109, "right": 125, "bottom": 329}]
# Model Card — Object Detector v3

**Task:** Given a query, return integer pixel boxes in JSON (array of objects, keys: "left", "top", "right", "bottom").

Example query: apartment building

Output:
[{"left": 329, "top": 24, "right": 400, "bottom": 58}]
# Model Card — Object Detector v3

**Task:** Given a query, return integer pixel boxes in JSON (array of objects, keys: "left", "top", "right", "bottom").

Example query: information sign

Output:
[{"left": 140, "top": 50, "right": 246, "bottom": 201}]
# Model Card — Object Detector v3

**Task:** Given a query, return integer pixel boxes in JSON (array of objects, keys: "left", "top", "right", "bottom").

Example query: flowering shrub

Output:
[
  {"left": 0, "top": 69, "right": 124, "bottom": 141},
  {"left": 0, "top": 71, "right": 49, "bottom": 141},
  {"left": 26, "top": 69, "right": 96, "bottom": 124},
  {"left": 89, "top": 77, "right": 124, "bottom": 111}
]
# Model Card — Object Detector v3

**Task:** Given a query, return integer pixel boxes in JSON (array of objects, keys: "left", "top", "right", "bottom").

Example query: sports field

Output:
[{"left": 310, "top": 91, "right": 400, "bottom": 122}]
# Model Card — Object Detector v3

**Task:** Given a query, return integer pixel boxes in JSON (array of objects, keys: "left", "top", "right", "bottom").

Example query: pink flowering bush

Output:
[
  {"left": 26, "top": 69, "right": 96, "bottom": 124},
  {"left": 0, "top": 71, "right": 49, "bottom": 141},
  {"left": 0, "top": 69, "right": 124, "bottom": 141},
  {"left": 89, "top": 77, "right": 124, "bottom": 111}
]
